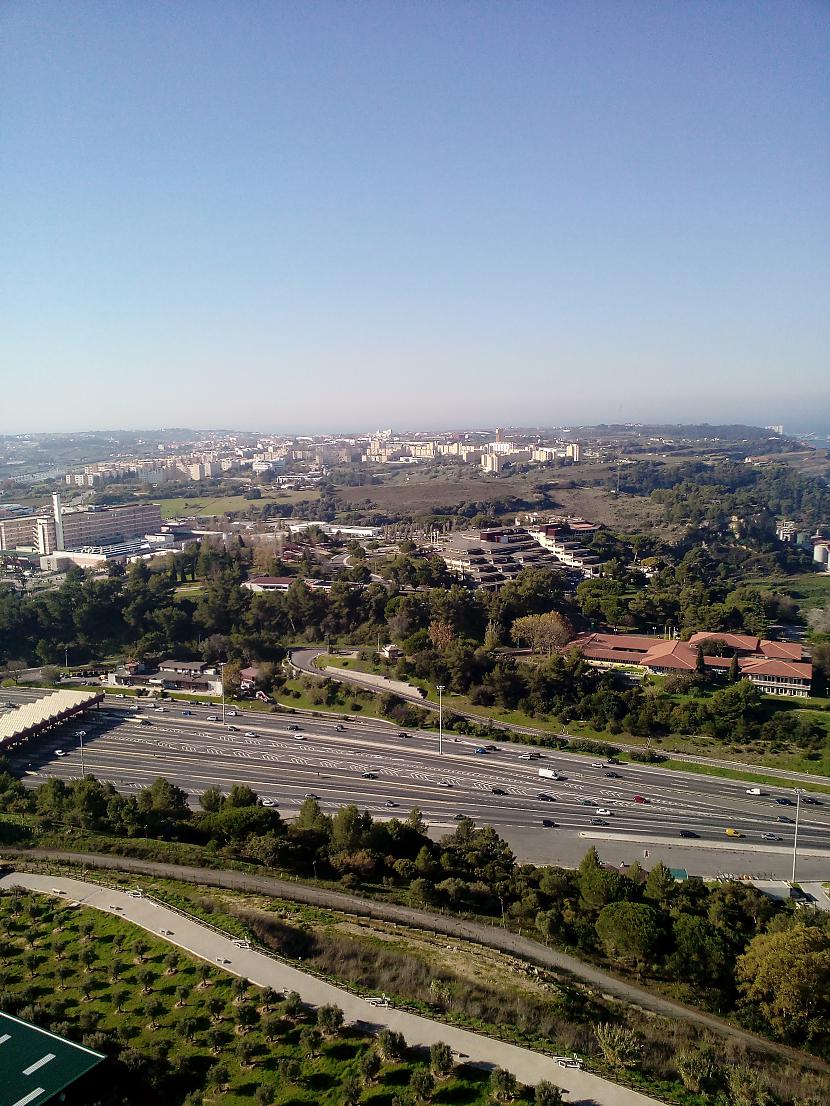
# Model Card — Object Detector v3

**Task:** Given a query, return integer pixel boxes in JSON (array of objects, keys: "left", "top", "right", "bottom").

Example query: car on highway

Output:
[
  {"left": 774, "top": 797, "right": 794, "bottom": 806},
  {"left": 244, "top": 731, "right": 256, "bottom": 737},
  {"left": 227, "top": 725, "right": 239, "bottom": 732},
  {"left": 474, "top": 747, "right": 488, "bottom": 754},
  {"left": 725, "top": 827, "right": 744, "bottom": 837},
  {"left": 154, "top": 706, "right": 166, "bottom": 713},
  {"left": 206, "top": 715, "right": 219, "bottom": 722},
  {"left": 596, "top": 808, "right": 612, "bottom": 816},
  {"left": 139, "top": 719, "right": 152, "bottom": 726},
  {"left": 590, "top": 817, "right": 608, "bottom": 825},
  {"left": 453, "top": 813, "right": 468, "bottom": 821},
  {"left": 633, "top": 795, "right": 647, "bottom": 804},
  {"left": 679, "top": 830, "right": 698, "bottom": 839},
  {"left": 541, "top": 818, "right": 557, "bottom": 828},
  {"left": 590, "top": 762, "right": 604, "bottom": 768},
  {"left": 777, "top": 815, "right": 794, "bottom": 824},
  {"left": 181, "top": 710, "right": 192, "bottom": 716},
  {"left": 761, "top": 832, "right": 781, "bottom": 841},
  {"left": 802, "top": 795, "right": 820, "bottom": 805},
  {"left": 537, "top": 792, "right": 555, "bottom": 802},
  {"left": 304, "top": 793, "right": 319, "bottom": 800},
  {"left": 361, "top": 771, "right": 377, "bottom": 779},
  {"left": 580, "top": 798, "right": 595, "bottom": 806},
  {"left": 437, "top": 779, "right": 453, "bottom": 788},
  {"left": 261, "top": 798, "right": 276, "bottom": 807},
  {"left": 227, "top": 710, "right": 238, "bottom": 717},
  {"left": 336, "top": 724, "right": 346, "bottom": 731},
  {"left": 491, "top": 787, "right": 506, "bottom": 795},
  {"left": 294, "top": 734, "right": 307, "bottom": 741},
  {"left": 55, "top": 750, "right": 66, "bottom": 757},
  {"left": 397, "top": 731, "right": 408, "bottom": 738},
  {"left": 604, "top": 771, "right": 621, "bottom": 779},
  {"left": 384, "top": 799, "right": 397, "bottom": 807}
]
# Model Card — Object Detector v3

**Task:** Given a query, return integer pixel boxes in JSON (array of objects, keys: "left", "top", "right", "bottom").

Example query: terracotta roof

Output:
[
  {"left": 688, "top": 632, "right": 760, "bottom": 651},
  {"left": 758, "top": 641, "right": 804, "bottom": 661},
  {"left": 740, "top": 658, "right": 813, "bottom": 679}
]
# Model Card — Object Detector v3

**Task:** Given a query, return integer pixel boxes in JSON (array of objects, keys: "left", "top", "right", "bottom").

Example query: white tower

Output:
[{"left": 52, "top": 492, "right": 65, "bottom": 550}]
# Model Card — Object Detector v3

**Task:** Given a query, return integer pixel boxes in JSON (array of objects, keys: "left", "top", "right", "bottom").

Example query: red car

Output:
[{"left": 633, "top": 795, "right": 647, "bottom": 804}]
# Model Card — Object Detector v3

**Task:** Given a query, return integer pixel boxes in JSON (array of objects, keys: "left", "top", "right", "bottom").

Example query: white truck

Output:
[{"left": 539, "top": 768, "right": 560, "bottom": 780}]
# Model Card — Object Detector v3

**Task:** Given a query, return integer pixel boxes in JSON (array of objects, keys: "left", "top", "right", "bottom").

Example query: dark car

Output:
[
  {"left": 537, "top": 793, "right": 554, "bottom": 802},
  {"left": 181, "top": 709, "right": 192, "bottom": 716},
  {"left": 288, "top": 724, "right": 301, "bottom": 731},
  {"left": 802, "top": 796, "right": 821, "bottom": 805},
  {"left": 491, "top": 787, "right": 506, "bottom": 795},
  {"left": 541, "top": 818, "right": 557, "bottom": 828},
  {"left": 590, "top": 817, "right": 608, "bottom": 826},
  {"left": 605, "top": 771, "right": 621, "bottom": 779},
  {"left": 775, "top": 797, "right": 794, "bottom": 806},
  {"left": 679, "top": 829, "right": 699, "bottom": 839},
  {"left": 777, "top": 815, "right": 794, "bottom": 824}
]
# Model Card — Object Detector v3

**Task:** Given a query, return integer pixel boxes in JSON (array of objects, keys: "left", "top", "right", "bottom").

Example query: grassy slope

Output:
[
  {"left": 0, "top": 888, "right": 495, "bottom": 1106},
  {"left": 156, "top": 489, "right": 319, "bottom": 519}
]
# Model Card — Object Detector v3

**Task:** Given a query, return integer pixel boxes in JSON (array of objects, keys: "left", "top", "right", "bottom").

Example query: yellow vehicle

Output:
[{"left": 725, "top": 827, "right": 744, "bottom": 838}]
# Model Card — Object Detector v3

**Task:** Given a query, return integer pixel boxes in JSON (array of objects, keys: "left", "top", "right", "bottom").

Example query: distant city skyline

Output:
[{"left": 3, "top": 2, "right": 828, "bottom": 434}]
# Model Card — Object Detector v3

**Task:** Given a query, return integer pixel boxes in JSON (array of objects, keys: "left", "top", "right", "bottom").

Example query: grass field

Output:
[
  {"left": 0, "top": 886, "right": 500, "bottom": 1105},
  {"left": 156, "top": 490, "right": 319, "bottom": 520},
  {"left": 749, "top": 570, "right": 830, "bottom": 611},
  {"left": 335, "top": 470, "right": 667, "bottom": 531}
]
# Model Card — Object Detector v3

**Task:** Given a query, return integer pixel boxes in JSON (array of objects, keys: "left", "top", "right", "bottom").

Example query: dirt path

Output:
[{"left": 4, "top": 847, "right": 825, "bottom": 1073}]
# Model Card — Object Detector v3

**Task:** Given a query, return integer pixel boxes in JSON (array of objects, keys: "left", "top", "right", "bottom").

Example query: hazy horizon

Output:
[{"left": 3, "top": 2, "right": 828, "bottom": 434}]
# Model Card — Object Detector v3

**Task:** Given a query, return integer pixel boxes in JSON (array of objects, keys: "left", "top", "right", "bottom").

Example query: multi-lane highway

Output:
[{"left": 3, "top": 689, "right": 830, "bottom": 878}]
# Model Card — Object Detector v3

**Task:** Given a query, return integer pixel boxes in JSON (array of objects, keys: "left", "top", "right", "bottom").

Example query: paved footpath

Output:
[{"left": 1, "top": 871, "right": 666, "bottom": 1106}]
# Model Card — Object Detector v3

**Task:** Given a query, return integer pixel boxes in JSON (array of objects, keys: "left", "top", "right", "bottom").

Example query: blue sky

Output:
[{"left": 2, "top": 1, "right": 828, "bottom": 434}]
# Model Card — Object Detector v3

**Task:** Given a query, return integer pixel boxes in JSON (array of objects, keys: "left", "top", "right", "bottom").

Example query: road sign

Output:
[{"left": 0, "top": 1010, "right": 103, "bottom": 1106}]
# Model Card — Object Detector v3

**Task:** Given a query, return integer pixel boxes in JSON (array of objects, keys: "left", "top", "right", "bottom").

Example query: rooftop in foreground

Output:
[{"left": 0, "top": 1009, "right": 104, "bottom": 1106}]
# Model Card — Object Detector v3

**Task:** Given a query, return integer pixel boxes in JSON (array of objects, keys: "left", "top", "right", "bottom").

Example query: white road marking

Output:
[
  {"left": 22, "top": 1053, "right": 55, "bottom": 1076},
  {"left": 12, "top": 1089, "right": 46, "bottom": 1106}
]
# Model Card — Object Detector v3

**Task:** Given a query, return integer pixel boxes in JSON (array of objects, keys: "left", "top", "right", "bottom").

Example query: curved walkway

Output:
[
  {"left": 5, "top": 848, "right": 825, "bottom": 1072},
  {"left": 1, "top": 870, "right": 665, "bottom": 1106}
]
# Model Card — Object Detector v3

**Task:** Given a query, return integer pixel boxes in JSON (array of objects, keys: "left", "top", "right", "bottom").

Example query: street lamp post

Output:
[
  {"left": 792, "top": 788, "right": 804, "bottom": 884},
  {"left": 79, "top": 729, "right": 86, "bottom": 778},
  {"left": 436, "top": 684, "right": 444, "bottom": 756},
  {"left": 220, "top": 662, "right": 226, "bottom": 726}
]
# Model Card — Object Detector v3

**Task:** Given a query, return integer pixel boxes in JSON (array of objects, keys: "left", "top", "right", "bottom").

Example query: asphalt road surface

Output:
[{"left": 3, "top": 689, "right": 830, "bottom": 878}]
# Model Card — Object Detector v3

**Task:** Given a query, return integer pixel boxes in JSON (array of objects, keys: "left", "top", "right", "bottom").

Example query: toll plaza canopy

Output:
[
  {"left": 0, "top": 1010, "right": 104, "bottom": 1106},
  {"left": 0, "top": 690, "right": 103, "bottom": 752}
]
